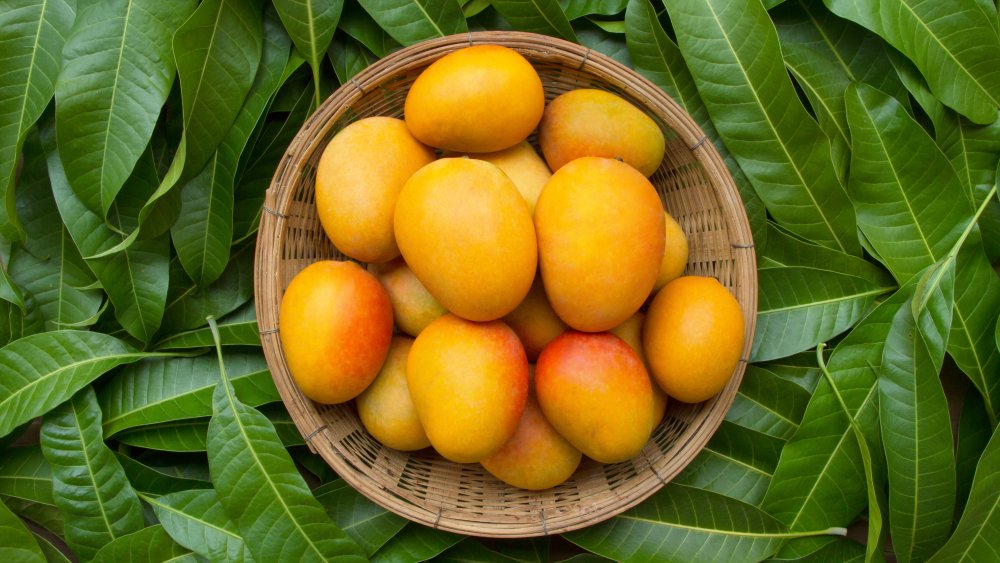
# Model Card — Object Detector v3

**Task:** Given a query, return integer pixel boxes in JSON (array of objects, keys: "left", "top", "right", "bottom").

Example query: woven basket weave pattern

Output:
[{"left": 255, "top": 31, "right": 757, "bottom": 538}]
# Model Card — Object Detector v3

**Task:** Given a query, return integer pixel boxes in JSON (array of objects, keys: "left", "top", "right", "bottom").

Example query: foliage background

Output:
[{"left": 1, "top": 0, "right": 999, "bottom": 561}]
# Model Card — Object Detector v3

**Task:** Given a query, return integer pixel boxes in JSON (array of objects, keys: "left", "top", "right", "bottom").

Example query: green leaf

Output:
[
  {"left": 936, "top": 110, "right": 1000, "bottom": 197},
  {"left": 0, "top": 295, "right": 44, "bottom": 348},
  {"left": 173, "top": 0, "right": 263, "bottom": 178},
  {"left": 753, "top": 353, "right": 823, "bottom": 395},
  {"left": 273, "top": 0, "right": 342, "bottom": 111},
  {"left": 662, "top": 0, "right": 858, "bottom": 254},
  {"left": 100, "top": 350, "right": 276, "bottom": 436},
  {"left": 769, "top": 536, "right": 865, "bottom": 562},
  {"left": 0, "top": 497, "right": 45, "bottom": 563},
  {"left": 751, "top": 266, "right": 892, "bottom": 362},
  {"left": 0, "top": 447, "right": 53, "bottom": 506},
  {"left": 155, "top": 301, "right": 259, "bottom": 350},
  {"left": 673, "top": 421, "right": 783, "bottom": 505},
  {"left": 0, "top": 258, "right": 24, "bottom": 313},
  {"left": 370, "top": 524, "right": 463, "bottom": 563},
  {"left": 144, "top": 489, "right": 252, "bottom": 562},
  {"left": 761, "top": 223, "right": 893, "bottom": 287},
  {"left": 116, "top": 419, "right": 211, "bottom": 452},
  {"left": 313, "top": 480, "right": 407, "bottom": 556},
  {"left": 90, "top": 524, "right": 190, "bottom": 563},
  {"left": 55, "top": 0, "right": 195, "bottom": 217},
  {"left": 727, "top": 365, "right": 812, "bottom": 440},
  {"left": 1, "top": 496, "right": 64, "bottom": 538},
  {"left": 0, "top": 0, "right": 75, "bottom": 240},
  {"left": 40, "top": 387, "right": 144, "bottom": 560},
  {"left": 30, "top": 530, "right": 72, "bottom": 563},
  {"left": 328, "top": 33, "right": 378, "bottom": 83},
  {"left": 207, "top": 321, "right": 366, "bottom": 562},
  {"left": 623, "top": 0, "right": 766, "bottom": 247},
  {"left": 575, "top": 20, "right": 629, "bottom": 66},
  {"left": 845, "top": 83, "right": 973, "bottom": 284},
  {"left": 565, "top": 483, "right": 843, "bottom": 562},
  {"left": 823, "top": 0, "right": 1000, "bottom": 124},
  {"left": 927, "top": 424, "right": 1000, "bottom": 562},
  {"left": 955, "top": 388, "right": 991, "bottom": 518},
  {"left": 42, "top": 122, "right": 170, "bottom": 344},
  {"left": 436, "top": 539, "right": 549, "bottom": 563},
  {"left": 0, "top": 330, "right": 146, "bottom": 439},
  {"left": 114, "top": 452, "right": 211, "bottom": 497},
  {"left": 561, "top": 0, "right": 626, "bottom": 19},
  {"left": 339, "top": 4, "right": 402, "bottom": 57},
  {"left": 491, "top": 0, "right": 577, "bottom": 41},
  {"left": 159, "top": 244, "right": 253, "bottom": 335},
  {"left": 356, "top": 0, "right": 467, "bottom": 46}
]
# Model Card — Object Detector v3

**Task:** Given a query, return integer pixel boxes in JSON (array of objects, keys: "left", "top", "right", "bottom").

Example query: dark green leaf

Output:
[
  {"left": 156, "top": 301, "right": 259, "bottom": 350},
  {"left": 0, "top": 330, "right": 145, "bottom": 439},
  {"left": 273, "top": 0, "right": 342, "bottom": 110},
  {"left": 40, "top": 387, "right": 144, "bottom": 560},
  {"left": 561, "top": 0, "right": 626, "bottom": 19},
  {"left": 370, "top": 524, "right": 463, "bottom": 563},
  {"left": 145, "top": 489, "right": 252, "bottom": 562},
  {"left": 329, "top": 33, "right": 378, "bottom": 83},
  {"left": 769, "top": 536, "right": 865, "bottom": 562},
  {"left": 491, "top": 0, "right": 577, "bottom": 40},
  {"left": 936, "top": 110, "right": 1000, "bottom": 199},
  {"left": 0, "top": 447, "right": 53, "bottom": 506},
  {"left": 955, "top": 388, "right": 990, "bottom": 518},
  {"left": 574, "top": 20, "right": 629, "bottom": 66},
  {"left": 662, "top": 0, "right": 858, "bottom": 254},
  {"left": 0, "top": 497, "right": 45, "bottom": 563},
  {"left": 90, "top": 524, "right": 190, "bottom": 563},
  {"left": 114, "top": 452, "right": 211, "bottom": 497},
  {"left": 2, "top": 496, "right": 65, "bottom": 538},
  {"left": 673, "top": 421, "right": 783, "bottom": 505},
  {"left": 314, "top": 479, "right": 407, "bottom": 556},
  {"left": 0, "top": 0, "right": 75, "bottom": 239},
  {"left": 339, "top": 3, "right": 402, "bottom": 57},
  {"left": 727, "top": 365, "right": 812, "bottom": 440},
  {"left": 436, "top": 539, "right": 548, "bottom": 563},
  {"left": 886, "top": 47, "right": 947, "bottom": 136},
  {"left": 0, "top": 258, "right": 24, "bottom": 313},
  {"left": 760, "top": 223, "right": 893, "bottom": 287},
  {"left": 55, "top": 0, "right": 195, "bottom": 217},
  {"left": 29, "top": 530, "right": 72, "bottom": 563},
  {"left": 356, "top": 0, "right": 467, "bottom": 46},
  {"left": 753, "top": 353, "right": 823, "bottom": 395},
  {"left": 116, "top": 419, "right": 211, "bottom": 452},
  {"left": 0, "top": 294, "right": 44, "bottom": 348},
  {"left": 824, "top": 0, "right": 1000, "bottom": 124},
  {"left": 160, "top": 244, "right": 253, "bottom": 335},
  {"left": 751, "top": 266, "right": 892, "bottom": 362}
]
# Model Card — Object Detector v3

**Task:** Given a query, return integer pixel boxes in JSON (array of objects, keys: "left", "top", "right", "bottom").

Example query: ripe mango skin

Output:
[
  {"left": 315, "top": 117, "right": 435, "bottom": 263},
  {"left": 454, "top": 141, "right": 551, "bottom": 215},
  {"left": 534, "top": 157, "right": 665, "bottom": 332},
  {"left": 279, "top": 261, "right": 393, "bottom": 404},
  {"left": 369, "top": 258, "right": 447, "bottom": 337},
  {"left": 535, "top": 331, "right": 655, "bottom": 464},
  {"left": 503, "top": 276, "right": 568, "bottom": 361},
  {"left": 609, "top": 312, "right": 668, "bottom": 432},
  {"left": 394, "top": 158, "right": 537, "bottom": 322},
  {"left": 406, "top": 314, "right": 529, "bottom": 463},
  {"left": 356, "top": 336, "right": 430, "bottom": 451}
]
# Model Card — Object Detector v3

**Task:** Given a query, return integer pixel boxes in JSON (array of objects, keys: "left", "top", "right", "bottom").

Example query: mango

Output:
[
  {"left": 534, "top": 157, "right": 664, "bottom": 331},
  {"left": 369, "top": 257, "right": 447, "bottom": 337},
  {"left": 356, "top": 336, "right": 430, "bottom": 451},
  {"left": 394, "top": 158, "right": 537, "bottom": 321},
  {"left": 406, "top": 314, "right": 529, "bottom": 463},
  {"left": 455, "top": 141, "right": 551, "bottom": 214},
  {"left": 653, "top": 211, "right": 689, "bottom": 293},
  {"left": 609, "top": 312, "right": 668, "bottom": 432},
  {"left": 502, "top": 276, "right": 568, "bottom": 361}
]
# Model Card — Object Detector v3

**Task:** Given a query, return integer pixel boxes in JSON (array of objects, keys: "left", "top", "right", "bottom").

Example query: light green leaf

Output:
[
  {"left": 0, "top": 330, "right": 145, "bottom": 439},
  {"left": 0, "top": 497, "right": 45, "bottom": 563},
  {"left": 565, "top": 483, "right": 844, "bottom": 562},
  {"left": 370, "top": 524, "right": 463, "bottom": 563},
  {"left": 207, "top": 321, "right": 366, "bottom": 562},
  {"left": 339, "top": 3, "right": 401, "bottom": 57},
  {"left": 491, "top": 0, "right": 577, "bottom": 40},
  {"left": 624, "top": 0, "right": 766, "bottom": 246},
  {"left": 155, "top": 301, "right": 259, "bottom": 350},
  {"left": 40, "top": 387, "right": 144, "bottom": 560},
  {"left": 90, "top": 524, "right": 190, "bottom": 563},
  {"left": 727, "top": 365, "right": 812, "bottom": 440},
  {"left": 356, "top": 0, "right": 467, "bottom": 46},
  {"left": 824, "top": 0, "right": 1000, "bottom": 124},
  {"left": 145, "top": 489, "right": 253, "bottom": 562},
  {"left": 273, "top": 0, "right": 342, "bottom": 110},
  {"left": 0, "top": 0, "right": 75, "bottom": 239},
  {"left": 760, "top": 223, "right": 893, "bottom": 287},
  {"left": 928, "top": 424, "right": 1000, "bottom": 562},
  {"left": 314, "top": 480, "right": 407, "bottom": 556},
  {"left": 673, "top": 421, "right": 783, "bottom": 505},
  {"left": 0, "top": 447, "right": 53, "bottom": 506},
  {"left": 159, "top": 244, "right": 253, "bottom": 335},
  {"left": 662, "top": 0, "right": 858, "bottom": 254},
  {"left": 753, "top": 353, "right": 823, "bottom": 395},
  {"left": 55, "top": 0, "right": 194, "bottom": 217},
  {"left": 100, "top": 350, "right": 276, "bottom": 436},
  {"left": 561, "top": 0, "right": 626, "bottom": 19},
  {"left": 955, "top": 388, "right": 990, "bottom": 518},
  {"left": 114, "top": 452, "right": 211, "bottom": 497},
  {"left": 751, "top": 266, "right": 892, "bottom": 362}
]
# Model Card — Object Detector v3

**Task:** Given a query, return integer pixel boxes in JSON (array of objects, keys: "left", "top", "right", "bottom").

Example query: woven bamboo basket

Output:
[{"left": 255, "top": 31, "right": 757, "bottom": 538}]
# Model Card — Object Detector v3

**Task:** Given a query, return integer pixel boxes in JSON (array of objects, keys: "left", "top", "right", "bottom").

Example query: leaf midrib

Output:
[
  {"left": 760, "top": 286, "right": 893, "bottom": 314},
  {"left": 616, "top": 512, "right": 797, "bottom": 538},
  {"left": 14, "top": 0, "right": 48, "bottom": 145},
  {"left": 97, "top": 0, "right": 133, "bottom": 214},
  {"left": 143, "top": 493, "right": 242, "bottom": 540},
  {"left": 183, "top": 1, "right": 226, "bottom": 133},
  {"left": 69, "top": 397, "right": 116, "bottom": 544}
]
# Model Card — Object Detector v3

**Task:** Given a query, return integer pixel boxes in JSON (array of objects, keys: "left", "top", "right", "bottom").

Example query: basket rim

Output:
[{"left": 254, "top": 30, "right": 758, "bottom": 538}]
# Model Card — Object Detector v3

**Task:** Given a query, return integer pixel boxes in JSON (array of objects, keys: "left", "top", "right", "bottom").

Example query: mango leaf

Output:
[
  {"left": 927, "top": 424, "right": 1000, "bottom": 562},
  {"left": 673, "top": 421, "right": 783, "bottom": 505},
  {"left": 0, "top": 295, "right": 44, "bottom": 348},
  {"left": 955, "top": 388, "right": 990, "bottom": 518},
  {"left": 155, "top": 301, "right": 259, "bottom": 350},
  {"left": 769, "top": 536, "right": 865, "bottom": 562},
  {"left": 41, "top": 122, "right": 170, "bottom": 344},
  {"left": 174, "top": 0, "right": 263, "bottom": 178},
  {"left": 662, "top": 0, "right": 858, "bottom": 254},
  {"left": 0, "top": 497, "right": 45, "bottom": 563},
  {"left": 823, "top": 0, "right": 1000, "bottom": 125},
  {"left": 114, "top": 452, "right": 211, "bottom": 497},
  {"left": 762, "top": 280, "right": 920, "bottom": 531},
  {"left": 356, "top": 0, "right": 467, "bottom": 46},
  {"left": 623, "top": 0, "right": 766, "bottom": 247},
  {"left": 116, "top": 419, "right": 211, "bottom": 452},
  {"left": 2, "top": 496, "right": 65, "bottom": 539},
  {"left": 845, "top": 83, "right": 973, "bottom": 284},
  {"left": 0, "top": 259, "right": 24, "bottom": 313},
  {"left": 491, "top": 0, "right": 577, "bottom": 41},
  {"left": 885, "top": 48, "right": 947, "bottom": 137},
  {"left": 273, "top": 0, "right": 342, "bottom": 110},
  {"left": 561, "top": 0, "right": 626, "bottom": 19},
  {"left": 339, "top": 3, "right": 402, "bottom": 57},
  {"left": 726, "top": 365, "right": 811, "bottom": 440},
  {"left": 159, "top": 245, "right": 253, "bottom": 335},
  {"left": 329, "top": 32, "right": 378, "bottom": 83},
  {"left": 40, "top": 387, "right": 144, "bottom": 560},
  {"left": 55, "top": 0, "right": 195, "bottom": 217},
  {"left": 144, "top": 489, "right": 253, "bottom": 562},
  {"left": 575, "top": 20, "right": 629, "bottom": 66},
  {"left": 314, "top": 479, "right": 407, "bottom": 556},
  {"left": 751, "top": 266, "right": 892, "bottom": 362},
  {"left": 753, "top": 353, "right": 823, "bottom": 395},
  {"left": 100, "top": 350, "right": 276, "bottom": 436},
  {"left": 565, "top": 483, "right": 844, "bottom": 562},
  {"left": 29, "top": 531, "right": 72, "bottom": 563},
  {"left": 0, "top": 0, "right": 75, "bottom": 240},
  {"left": 171, "top": 8, "right": 291, "bottom": 287},
  {"left": 371, "top": 524, "right": 463, "bottom": 563},
  {"left": 0, "top": 330, "right": 147, "bottom": 439},
  {"left": 206, "top": 321, "right": 366, "bottom": 562},
  {"left": 90, "top": 525, "right": 190, "bottom": 563},
  {"left": 937, "top": 110, "right": 1000, "bottom": 196},
  {"left": 436, "top": 539, "right": 549, "bottom": 563},
  {"left": 760, "top": 223, "right": 893, "bottom": 287},
  {"left": 0, "top": 447, "right": 53, "bottom": 506}
]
